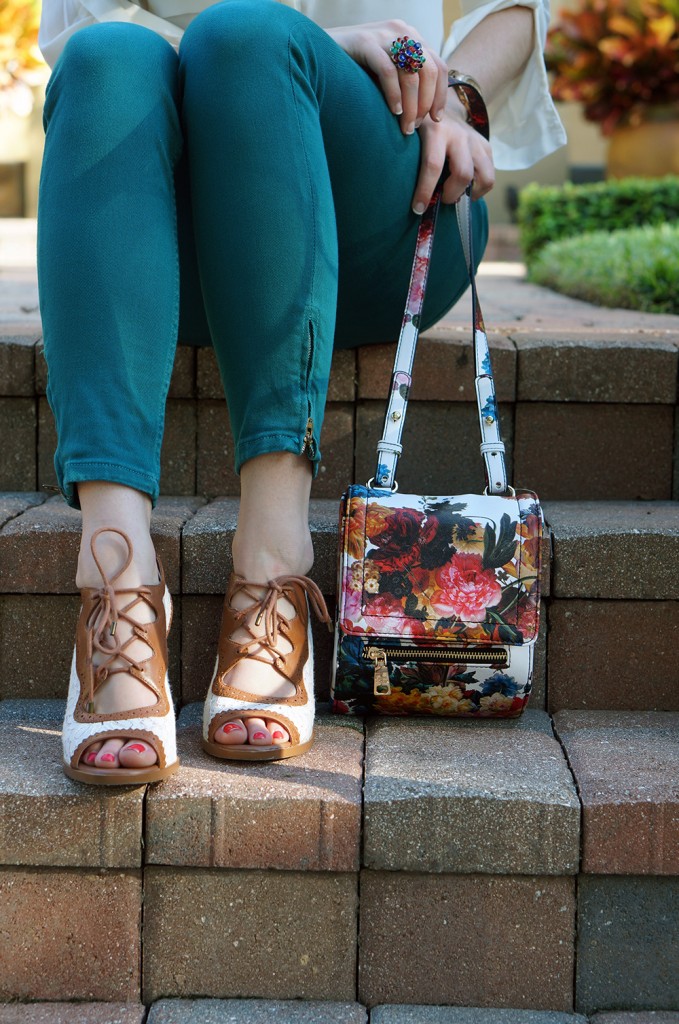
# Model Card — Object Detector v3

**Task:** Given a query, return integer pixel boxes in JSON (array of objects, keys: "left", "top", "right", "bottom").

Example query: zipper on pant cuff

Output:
[{"left": 301, "top": 416, "right": 316, "bottom": 459}]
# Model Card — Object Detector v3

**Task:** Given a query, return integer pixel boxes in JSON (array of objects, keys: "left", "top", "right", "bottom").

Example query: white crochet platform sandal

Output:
[
  {"left": 202, "top": 573, "right": 332, "bottom": 762},
  {"left": 62, "top": 527, "right": 179, "bottom": 785}
]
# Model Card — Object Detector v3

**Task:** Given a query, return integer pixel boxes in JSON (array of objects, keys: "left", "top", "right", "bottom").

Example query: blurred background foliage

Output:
[
  {"left": 547, "top": 0, "right": 679, "bottom": 135},
  {"left": 1, "top": 0, "right": 47, "bottom": 117}
]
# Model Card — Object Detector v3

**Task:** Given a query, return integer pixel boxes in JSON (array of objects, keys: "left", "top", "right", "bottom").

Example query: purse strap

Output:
[{"left": 372, "top": 186, "right": 509, "bottom": 495}]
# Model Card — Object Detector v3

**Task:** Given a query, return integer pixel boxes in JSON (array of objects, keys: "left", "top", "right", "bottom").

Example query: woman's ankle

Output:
[
  {"left": 234, "top": 452, "right": 315, "bottom": 582},
  {"left": 231, "top": 529, "right": 314, "bottom": 583},
  {"left": 76, "top": 526, "right": 158, "bottom": 589},
  {"left": 75, "top": 482, "right": 157, "bottom": 589}
]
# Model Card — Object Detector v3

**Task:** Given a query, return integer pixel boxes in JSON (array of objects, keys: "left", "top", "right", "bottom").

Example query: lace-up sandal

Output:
[
  {"left": 62, "top": 527, "right": 179, "bottom": 785},
  {"left": 202, "top": 573, "right": 333, "bottom": 762}
]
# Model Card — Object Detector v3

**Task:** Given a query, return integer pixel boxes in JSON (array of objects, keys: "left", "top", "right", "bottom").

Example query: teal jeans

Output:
[{"left": 38, "top": 0, "right": 488, "bottom": 508}]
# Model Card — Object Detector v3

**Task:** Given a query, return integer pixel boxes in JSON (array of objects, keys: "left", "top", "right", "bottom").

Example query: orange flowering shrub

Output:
[
  {"left": 547, "top": 0, "right": 679, "bottom": 134},
  {"left": 1, "top": 0, "right": 46, "bottom": 116}
]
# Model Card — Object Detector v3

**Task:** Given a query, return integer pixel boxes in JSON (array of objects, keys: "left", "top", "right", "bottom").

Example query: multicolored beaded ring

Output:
[{"left": 389, "top": 37, "right": 426, "bottom": 74}]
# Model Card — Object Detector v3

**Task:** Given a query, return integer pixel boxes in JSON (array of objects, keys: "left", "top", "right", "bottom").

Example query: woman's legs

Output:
[
  {"left": 75, "top": 482, "right": 161, "bottom": 768},
  {"left": 179, "top": 1, "right": 486, "bottom": 748},
  {"left": 179, "top": 2, "right": 339, "bottom": 747},
  {"left": 180, "top": 0, "right": 486, "bottom": 478},
  {"left": 38, "top": 4, "right": 489, "bottom": 759},
  {"left": 38, "top": 23, "right": 184, "bottom": 768},
  {"left": 223, "top": 451, "right": 314, "bottom": 747},
  {"left": 39, "top": 22, "right": 183, "bottom": 508}
]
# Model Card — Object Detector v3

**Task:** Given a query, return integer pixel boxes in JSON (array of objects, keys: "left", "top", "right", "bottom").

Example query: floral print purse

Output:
[{"left": 330, "top": 187, "right": 543, "bottom": 718}]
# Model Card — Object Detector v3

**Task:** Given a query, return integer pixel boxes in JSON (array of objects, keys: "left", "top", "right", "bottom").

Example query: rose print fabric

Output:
[
  {"left": 339, "top": 487, "right": 541, "bottom": 642},
  {"left": 331, "top": 485, "right": 542, "bottom": 718},
  {"left": 332, "top": 634, "right": 534, "bottom": 717}
]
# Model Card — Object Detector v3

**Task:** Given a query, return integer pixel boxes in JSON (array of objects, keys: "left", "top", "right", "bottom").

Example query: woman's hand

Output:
[
  {"left": 326, "top": 20, "right": 496, "bottom": 211},
  {"left": 327, "top": 20, "right": 450, "bottom": 135},
  {"left": 412, "top": 92, "right": 495, "bottom": 213}
]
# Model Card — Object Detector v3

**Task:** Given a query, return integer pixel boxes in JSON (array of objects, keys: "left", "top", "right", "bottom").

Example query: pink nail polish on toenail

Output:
[
  {"left": 86, "top": 752, "right": 97, "bottom": 763},
  {"left": 222, "top": 723, "right": 242, "bottom": 733},
  {"left": 100, "top": 753, "right": 116, "bottom": 762},
  {"left": 253, "top": 731, "right": 266, "bottom": 739},
  {"left": 127, "top": 744, "right": 146, "bottom": 753},
  {"left": 272, "top": 731, "right": 284, "bottom": 739}
]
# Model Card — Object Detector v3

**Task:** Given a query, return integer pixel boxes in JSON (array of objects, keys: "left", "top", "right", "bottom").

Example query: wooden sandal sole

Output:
[
  {"left": 63, "top": 759, "right": 179, "bottom": 786},
  {"left": 201, "top": 733, "right": 314, "bottom": 762}
]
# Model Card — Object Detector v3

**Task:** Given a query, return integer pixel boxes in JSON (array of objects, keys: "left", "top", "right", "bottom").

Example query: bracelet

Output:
[{"left": 447, "top": 70, "right": 490, "bottom": 140}]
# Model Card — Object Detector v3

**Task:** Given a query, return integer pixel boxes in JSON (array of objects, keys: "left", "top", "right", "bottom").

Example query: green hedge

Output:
[
  {"left": 528, "top": 222, "right": 679, "bottom": 314},
  {"left": 518, "top": 176, "right": 679, "bottom": 261}
]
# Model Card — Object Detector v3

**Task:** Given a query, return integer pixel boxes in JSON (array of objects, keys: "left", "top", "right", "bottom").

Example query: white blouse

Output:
[{"left": 38, "top": 0, "right": 566, "bottom": 169}]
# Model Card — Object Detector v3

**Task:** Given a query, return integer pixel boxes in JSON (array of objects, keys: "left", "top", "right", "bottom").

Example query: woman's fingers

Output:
[
  {"left": 366, "top": 45, "right": 406, "bottom": 115},
  {"left": 445, "top": 136, "right": 495, "bottom": 202},
  {"left": 413, "top": 119, "right": 496, "bottom": 213},
  {"left": 411, "top": 62, "right": 436, "bottom": 130},
  {"left": 442, "top": 134, "right": 477, "bottom": 205},
  {"left": 411, "top": 122, "right": 448, "bottom": 213},
  {"left": 372, "top": 44, "right": 439, "bottom": 133},
  {"left": 400, "top": 50, "right": 449, "bottom": 133},
  {"left": 327, "top": 22, "right": 449, "bottom": 131},
  {"left": 399, "top": 72, "right": 422, "bottom": 133},
  {"left": 473, "top": 159, "right": 496, "bottom": 200},
  {"left": 356, "top": 23, "right": 448, "bottom": 133}
]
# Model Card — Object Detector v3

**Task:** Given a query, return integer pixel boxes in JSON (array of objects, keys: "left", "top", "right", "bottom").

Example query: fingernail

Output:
[
  {"left": 405, "top": 123, "right": 415, "bottom": 135},
  {"left": 433, "top": 109, "right": 444, "bottom": 122},
  {"left": 413, "top": 202, "right": 426, "bottom": 215},
  {"left": 415, "top": 118, "right": 423, "bottom": 128},
  {"left": 394, "top": 103, "right": 403, "bottom": 115}
]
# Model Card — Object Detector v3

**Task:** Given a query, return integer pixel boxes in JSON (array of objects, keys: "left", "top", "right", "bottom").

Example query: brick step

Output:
[
  {"left": 1, "top": 324, "right": 678, "bottom": 501},
  {"left": 1, "top": 699, "right": 678, "bottom": 1011},
  {"left": 1, "top": 493, "right": 678, "bottom": 712},
  {"left": 3, "top": 1007, "right": 678, "bottom": 1024},
  {"left": 6, "top": 1003, "right": 679, "bottom": 1019},
  {"left": 5, "top": 1008, "right": 678, "bottom": 1024}
]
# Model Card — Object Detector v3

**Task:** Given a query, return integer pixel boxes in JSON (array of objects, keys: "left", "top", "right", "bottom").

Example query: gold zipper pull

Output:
[
  {"left": 302, "top": 417, "right": 315, "bottom": 457},
  {"left": 367, "top": 647, "right": 391, "bottom": 696}
]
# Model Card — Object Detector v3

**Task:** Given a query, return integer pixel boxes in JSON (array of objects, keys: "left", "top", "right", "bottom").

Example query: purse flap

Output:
[{"left": 338, "top": 486, "right": 542, "bottom": 645}]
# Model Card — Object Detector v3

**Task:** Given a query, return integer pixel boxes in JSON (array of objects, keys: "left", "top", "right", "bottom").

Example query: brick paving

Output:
[
  {"left": 1, "top": 218, "right": 678, "bottom": 1016},
  {"left": 0, "top": 1007, "right": 146, "bottom": 1024},
  {"left": 4, "top": 1008, "right": 679, "bottom": 1024},
  {"left": 358, "top": 871, "right": 575, "bottom": 1008},
  {"left": 145, "top": 703, "right": 364, "bottom": 871},
  {"left": 362, "top": 709, "right": 579, "bottom": 875},
  {"left": 552, "top": 711, "right": 679, "bottom": 875}
]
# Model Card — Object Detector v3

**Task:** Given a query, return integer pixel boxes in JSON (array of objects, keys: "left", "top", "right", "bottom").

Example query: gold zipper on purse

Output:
[{"left": 365, "top": 645, "right": 509, "bottom": 696}]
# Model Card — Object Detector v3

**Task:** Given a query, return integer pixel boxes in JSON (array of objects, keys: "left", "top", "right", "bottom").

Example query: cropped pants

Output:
[{"left": 38, "top": 0, "right": 488, "bottom": 508}]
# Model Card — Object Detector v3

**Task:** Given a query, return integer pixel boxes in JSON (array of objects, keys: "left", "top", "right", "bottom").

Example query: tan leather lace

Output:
[
  {"left": 230, "top": 573, "right": 332, "bottom": 670},
  {"left": 83, "top": 527, "right": 160, "bottom": 713}
]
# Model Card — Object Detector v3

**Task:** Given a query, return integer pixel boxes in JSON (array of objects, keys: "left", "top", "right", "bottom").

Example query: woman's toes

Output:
[
  {"left": 80, "top": 740, "right": 103, "bottom": 766},
  {"left": 268, "top": 720, "right": 289, "bottom": 745},
  {"left": 214, "top": 720, "right": 248, "bottom": 745},
  {"left": 245, "top": 717, "right": 272, "bottom": 745},
  {"left": 119, "top": 740, "right": 158, "bottom": 768},
  {"left": 94, "top": 738, "right": 125, "bottom": 768}
]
